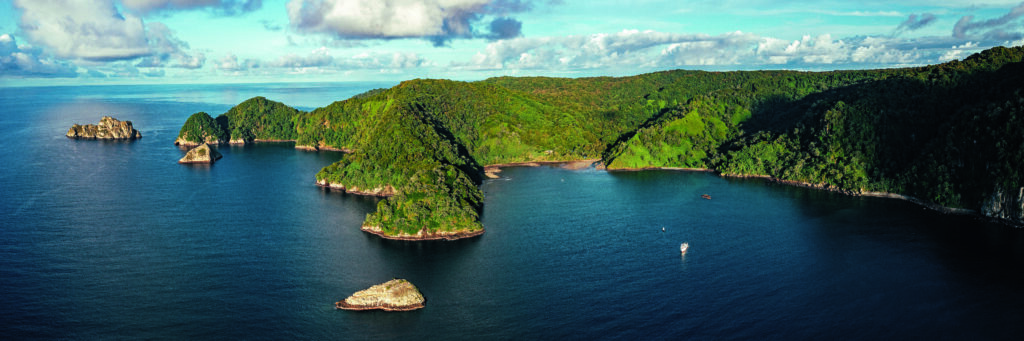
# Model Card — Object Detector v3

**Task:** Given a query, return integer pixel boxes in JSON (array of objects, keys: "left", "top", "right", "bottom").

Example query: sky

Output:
[{"left": 2, "top": 0, "right": 1024, "bottom": 86}]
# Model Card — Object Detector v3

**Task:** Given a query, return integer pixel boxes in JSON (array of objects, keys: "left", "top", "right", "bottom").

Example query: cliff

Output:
[
  {"left": 335, "top": 279, "right": 425, "bottom": 311},
  {"left": 361, "top": 224, "right": 484, "bottom": 241},
  {"left": 982, "top": 186, "right": 1024, "bottom": 225},
  {"left": 178, "top": 143, "right": 222, "bottom": 164},
  {"left": 66, "top": 116, "right": 142, "bottom": 140}
]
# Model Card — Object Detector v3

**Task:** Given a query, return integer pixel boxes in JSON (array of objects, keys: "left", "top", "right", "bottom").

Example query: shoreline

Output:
[
  {"left": 610, "top": 165, "right": 991, "bottom": 221},
  {"left": 484, "top": 159, "right": 601, "bottom": 178},
  {"left": 176, "top": 138, "right": 352, "bottom": 152},
  {"left": 361, "top": 225, "right": 485, "bottom": 241},
  {"left": 316, "top": 179, "right": 396, "bottom": 197},
  {"left": 335, "top": 301, "right": 424, "bottom": 311}
]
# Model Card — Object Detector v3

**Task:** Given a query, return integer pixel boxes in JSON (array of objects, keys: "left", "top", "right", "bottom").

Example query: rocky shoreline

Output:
[
  {"left": 316, "top": 179, "right": 396, "bottom": 197},
  {"left": 361, "top": 224, "right": 484, "bottom": 241},
  {"left": 178, "top": 143, "right": 222, "bottom": 164},
  {"left": 336, "top": 279, "right": 425, "bottom": 312},
  {"left": 609, "top": 165, "right": 1014, "bottom": 224}
]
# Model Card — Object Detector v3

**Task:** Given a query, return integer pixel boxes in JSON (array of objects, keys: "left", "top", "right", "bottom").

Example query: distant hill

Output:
[{"left": 178, "top": 45, "right": 1024, "bottom": 238}]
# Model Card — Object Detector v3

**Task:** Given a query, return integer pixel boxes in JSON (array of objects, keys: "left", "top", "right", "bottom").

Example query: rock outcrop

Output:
[
  {"left": 981, "top": 186, "right": 1024, "bottom": 225},
  {"left": 316, "top": 179, "right": 396, "bottom": 197},
  {"left": 335, "top": 279, "right": 425, "bottom": 311},
  {"left": 360, "top": 225, "right": 484, "bottom": 241},
  {"left": 178, "top": 143, "right": 222, "bottom": 164},
  {"left": 66, "top": 116, "right": 142, "bottom": 140}
]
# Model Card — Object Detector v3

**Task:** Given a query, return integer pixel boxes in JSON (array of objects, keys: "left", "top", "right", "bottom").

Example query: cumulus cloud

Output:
[
  {"left": 13, "top": 0, "right": 205, "bottom": 72},
  {"left": 121, "top": 0, "right": 262, "bottom": 15},
  {"left": 454, "top": 29, "right": 950, "bottom": 73},
  {"left": 135, "top": 22, "right": 205, "bottom": 69},
  {"left": 0, "top": 33, "right": 79, "bottom": 78},
  {"left": 216, "top": 53, "right": 261, "bottom": 71},
  {"left": 953, "top": 2, "right": 1024, "bottom": 39},
  {"left": 14, "top": 0, "right": 151, "bottom": 61},
  {"left": 341, "top": 51, "right": 427, "bottom": 69},
  {"left": 267, "top": 47, "right": 334, "bottom": 68},
  {"left": 286, "top": 0, "right": 535, "bottom": 45}
]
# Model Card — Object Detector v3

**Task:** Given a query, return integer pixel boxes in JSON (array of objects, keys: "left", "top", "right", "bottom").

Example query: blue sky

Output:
[{"left": 2, "top": 0, "right": 1024, "bottom": 86}]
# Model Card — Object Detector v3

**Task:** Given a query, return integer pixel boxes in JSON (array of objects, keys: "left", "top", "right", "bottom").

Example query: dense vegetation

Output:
[
  {"left": 177, "top": 112, "right": 226, "bottom": 145},
  {"left": 178, "top": 46, "right": 1024, "bottom": 236}
]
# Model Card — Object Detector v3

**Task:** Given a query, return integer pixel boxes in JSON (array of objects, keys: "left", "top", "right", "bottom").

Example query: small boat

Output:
[
  {"left": 701, "top": 194, "right": 711, "bottom": 200},
  {"left": 680, "top": 242, "right": 689, "bottom": 254}
]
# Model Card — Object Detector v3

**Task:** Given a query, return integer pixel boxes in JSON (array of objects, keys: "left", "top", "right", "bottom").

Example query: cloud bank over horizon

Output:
[{"left": 2, "top": 0, "right": 1024, "bottom": 84}]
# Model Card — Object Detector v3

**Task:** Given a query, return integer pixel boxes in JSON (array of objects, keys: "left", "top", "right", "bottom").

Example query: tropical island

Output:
[{"left": 176, "top": 46, "right": 1024, "bottom": 239}]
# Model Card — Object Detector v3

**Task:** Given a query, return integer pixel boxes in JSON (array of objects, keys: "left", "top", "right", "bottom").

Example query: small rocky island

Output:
[
  {"left": 335, "top": 279, "right": 425, "bottom": 311},
  {"left": 178, "top": 143, "right": 222, "bottom": 164},
  {"left": 66, "top": 116, "right": 142, "bottom": 140}
]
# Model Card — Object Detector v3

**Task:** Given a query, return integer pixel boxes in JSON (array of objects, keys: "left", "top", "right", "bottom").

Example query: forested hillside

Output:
[{"left": 177, "top": 46, "right": 1024, "bottom": 238}]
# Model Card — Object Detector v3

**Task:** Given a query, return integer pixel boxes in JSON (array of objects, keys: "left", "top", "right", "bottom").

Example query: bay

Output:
[{"left": 2, "top": 83, "right": 1024, "bottom": 339}]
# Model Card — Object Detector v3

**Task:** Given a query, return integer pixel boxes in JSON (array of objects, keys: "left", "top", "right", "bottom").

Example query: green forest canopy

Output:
[{"left": 178, "top": 45, "right": 1024, "bottom": 236}]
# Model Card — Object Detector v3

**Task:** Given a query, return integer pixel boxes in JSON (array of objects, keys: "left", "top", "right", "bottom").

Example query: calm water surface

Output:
[{"left": 2, "top": 83, "right": 1024, "bottom": 339}]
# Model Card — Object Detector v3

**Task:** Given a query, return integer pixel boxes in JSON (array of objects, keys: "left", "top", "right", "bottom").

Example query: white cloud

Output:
[
  {"left": 286, "top": 0, "right": 529, "bottom": 45},
  {"left": 0, "top": 33, "right": 79, "bottom": 78},
  {"left": 267, "top": 46, "right": 334, "bottom": 68},
  {"left": 14, "top": 0, "right": 150, "bottom": 61},
  {"left": 455, "top": 29, "right": 967, "bottom": 72},
  {"left": 12, "top": 0, "right": 204, "bottom": 69}
]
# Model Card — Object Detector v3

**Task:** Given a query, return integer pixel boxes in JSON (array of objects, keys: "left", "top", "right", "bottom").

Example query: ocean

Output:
[{"left": 2, "top": 83, "right": 1024, "bottom": 339}]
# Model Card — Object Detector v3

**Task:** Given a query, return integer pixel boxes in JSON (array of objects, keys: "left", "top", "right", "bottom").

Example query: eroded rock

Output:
[{"left": 336, "top": 279, "right": 425, "bottom": 311}]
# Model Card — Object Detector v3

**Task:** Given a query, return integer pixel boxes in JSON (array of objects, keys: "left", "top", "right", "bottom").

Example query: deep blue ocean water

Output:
[{"left": 2, "top": 83, "right": 1024, "bottom": 339}]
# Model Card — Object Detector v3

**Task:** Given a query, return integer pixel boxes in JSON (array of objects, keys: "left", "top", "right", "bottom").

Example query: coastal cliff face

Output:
[
  {"left": 316, "top": 179, "right": 396, "bottom": 197},
  {"left": 66, "top": 116, "right": 142, "bottom": 140},
  {"left": 361, "top": 224, "right": 484, "bottom": 241},
  {"left": 336, "top": 279, "right": 425, "bottom": 311},
  {"left": 178, "top": 143, "right": 222, "bottom": 164},
  {"left": 982, "top": 186, "right": 1024, "bottom": 225}
]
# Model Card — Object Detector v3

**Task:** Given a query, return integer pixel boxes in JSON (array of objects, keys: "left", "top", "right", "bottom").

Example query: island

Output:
[
  {"left": 335, "top": 279, "right": 425, "bottom": 311},
  {"left": 176, "top": 46, "right": 1024, "bottom": 239},
  {"left": 67, "top": 116, "right": 142, "bottom": 140},
  {"left": 178, "top": 143, "right": 222, "bottom": 164}
]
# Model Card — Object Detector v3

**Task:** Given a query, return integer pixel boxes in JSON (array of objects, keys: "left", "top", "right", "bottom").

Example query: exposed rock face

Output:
[
  {"left": 66, "top": 116, "right": 142, "bottom": 140},
  {"left": 361, "top": 225, "right": 484, "bottom": 241},
  {"left": 981, "top": 186, "right": 1024, "bottom": 225},
  {"left": 178, "top": 143, "right": 223, "bottom": 164},
  {"left": 336, "top": 279, "right": 425, "bottom": 311},
  {"left": 174, "top": 134, "right": 223, "bottom": 147},
  {"left": 316, "top": 179, "right": 396, "bottom": 197}
]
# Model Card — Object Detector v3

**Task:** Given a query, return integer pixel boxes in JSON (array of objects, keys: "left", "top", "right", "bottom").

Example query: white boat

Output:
[{"left": 680, "top": 242, "right": 689, "bottom": 254}]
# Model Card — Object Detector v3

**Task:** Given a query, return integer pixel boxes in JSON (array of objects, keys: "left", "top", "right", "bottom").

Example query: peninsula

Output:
[
  {"left": 176, "top": 46, "right": 1024, "bottom": 239},
  {"left": 67, "top": 116, "right": 141, "bottom": 140}
]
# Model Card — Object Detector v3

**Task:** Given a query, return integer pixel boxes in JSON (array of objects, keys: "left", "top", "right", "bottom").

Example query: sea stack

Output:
[
  {"left": 335, "top": 279, "right": 425, "bottom": 311},
  {"left": 178, "top": 143, "right": 222, "bottom": 164},
  {"left": 66, "top": 116, "right": 142, "bottom": 139}
]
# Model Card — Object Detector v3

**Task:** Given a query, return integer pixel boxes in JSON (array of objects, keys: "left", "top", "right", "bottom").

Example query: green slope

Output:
[{"left": 177, "top": 45, "right": 1024, "bottom": 236}]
